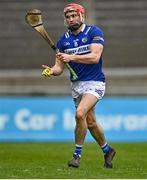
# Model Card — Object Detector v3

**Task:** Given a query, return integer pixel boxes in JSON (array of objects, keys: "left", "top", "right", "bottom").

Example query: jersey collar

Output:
[{"left": 81, "top": 23, "right": 86, "bottom": 32}]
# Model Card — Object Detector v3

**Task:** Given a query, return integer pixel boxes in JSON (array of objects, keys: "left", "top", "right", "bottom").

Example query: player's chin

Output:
[{"left": 68, "top": 23, "right": 82, "bottom": 31}]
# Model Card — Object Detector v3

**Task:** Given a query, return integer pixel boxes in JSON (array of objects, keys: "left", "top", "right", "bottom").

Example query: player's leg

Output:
[
  {"left": 86, "top": 108, "right": 106, "bottom": 146},
  {"left": 86, "top": 108, "right": 116, "bottom": 168},
  {"left": 68, "top": 93, "right": 98, "bottom": 168},
  {"left": 74, "top": 94, "right": 98, "bottom": 144}
]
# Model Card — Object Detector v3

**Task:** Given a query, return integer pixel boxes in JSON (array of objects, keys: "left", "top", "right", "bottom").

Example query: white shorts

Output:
[{"left": 71, "top": 81, "right": 106, "bottom": 107}]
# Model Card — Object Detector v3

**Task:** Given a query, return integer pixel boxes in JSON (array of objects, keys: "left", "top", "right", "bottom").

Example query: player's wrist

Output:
[{"left": 70, "top": 54, "right": 76, "bottom": 61}]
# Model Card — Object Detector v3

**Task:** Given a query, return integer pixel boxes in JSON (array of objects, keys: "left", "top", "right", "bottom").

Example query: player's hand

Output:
[
  {"left": 56, "top": 53, "right": 71, "bottom": 63},
  {"left": 41, "top": 65, "right": 53, "bottom": 77}
]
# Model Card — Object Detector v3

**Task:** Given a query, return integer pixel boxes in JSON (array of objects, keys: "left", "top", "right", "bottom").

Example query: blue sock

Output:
[
  {"left": 73, "top": 144, "right": 82, "bottom": 157},
  {"left": 101, "top": 143, "right": 110, "bottom": 155}
]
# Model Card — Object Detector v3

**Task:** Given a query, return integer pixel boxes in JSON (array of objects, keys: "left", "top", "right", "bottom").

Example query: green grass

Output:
[{"left": 0, "top": 142, "right": 147, "bottom": 179}]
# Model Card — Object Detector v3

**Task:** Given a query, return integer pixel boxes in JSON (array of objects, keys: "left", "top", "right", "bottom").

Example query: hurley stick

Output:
[{"left": 25, "top": 9, "right": 78, "bottom": 81}]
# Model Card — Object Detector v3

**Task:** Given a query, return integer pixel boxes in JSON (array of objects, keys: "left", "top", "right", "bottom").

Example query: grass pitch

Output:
[{"left": 0, "top": 142, "right": 146, "bottom": 179}]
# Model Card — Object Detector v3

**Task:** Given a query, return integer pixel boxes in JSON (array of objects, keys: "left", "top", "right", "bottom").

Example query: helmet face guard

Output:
[{"left": 64, "top": 3, "right": 85, "bottom": 30}]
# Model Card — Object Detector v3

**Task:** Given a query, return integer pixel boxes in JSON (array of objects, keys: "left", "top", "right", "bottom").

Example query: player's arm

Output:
[
  {"left": 57, "top": 43, "right": 103, "bottom": 64},
  {"left": 41, "top": 57, "right": 64, "bottom": 77}
]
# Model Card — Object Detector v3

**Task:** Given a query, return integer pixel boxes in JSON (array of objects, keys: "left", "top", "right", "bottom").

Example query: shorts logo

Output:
[{"left": 95, "top": 89, "right": 103, "bottom": 97}]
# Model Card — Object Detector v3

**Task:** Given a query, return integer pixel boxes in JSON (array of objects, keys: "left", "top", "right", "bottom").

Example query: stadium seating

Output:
[{"left": 0, "top": 0, "right": 147, "bottom": 95}]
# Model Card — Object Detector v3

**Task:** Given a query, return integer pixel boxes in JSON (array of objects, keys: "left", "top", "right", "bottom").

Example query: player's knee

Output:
[{"left": 75, "top": 109, "right": 85, "bottom": 121}]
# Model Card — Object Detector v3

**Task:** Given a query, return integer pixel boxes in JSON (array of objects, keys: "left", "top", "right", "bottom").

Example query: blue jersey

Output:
[{"left": 56, "top": 24, "right": 105, "bottom": 82}]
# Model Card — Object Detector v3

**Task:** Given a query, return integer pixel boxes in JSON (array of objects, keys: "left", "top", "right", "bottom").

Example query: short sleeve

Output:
[
  {"left": 90, "top": 26, "right": 105, "bottom": 45},
  {"left": 56, "top": 38, "right": 64, "bottom": 52}
]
